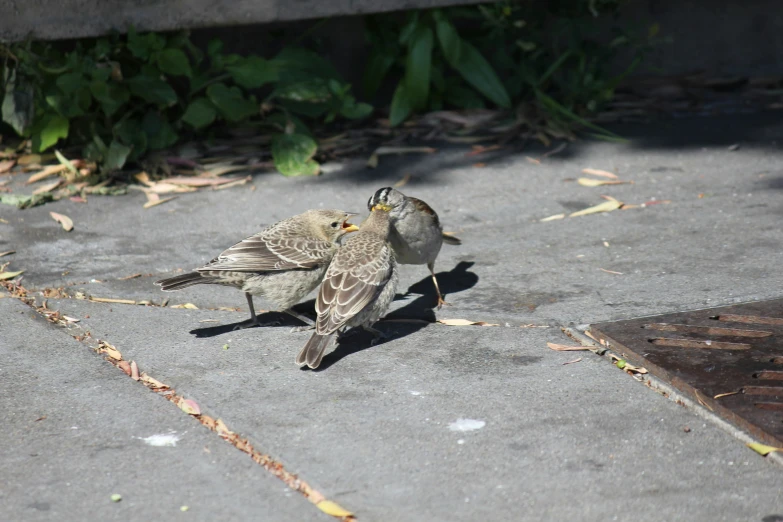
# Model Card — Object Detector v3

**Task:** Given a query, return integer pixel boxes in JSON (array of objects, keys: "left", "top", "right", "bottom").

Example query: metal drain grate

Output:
[{"left": 590, "top": 299, "right": 783, "bottom": 447}]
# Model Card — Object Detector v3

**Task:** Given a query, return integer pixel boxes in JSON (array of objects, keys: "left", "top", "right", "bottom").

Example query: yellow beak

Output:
[{"left": 342, "top": 222, "right": 360, "bottom": 233}]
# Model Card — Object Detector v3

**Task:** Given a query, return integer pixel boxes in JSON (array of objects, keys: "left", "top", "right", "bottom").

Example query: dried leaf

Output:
[
  {"left": 62, "top": 315, "right": 80, "bottom": 323},
  {"left": 0, "top": 270, "right": 24, "bottom": 280},
  {"left": 49, "top": 212, "right": 74, "bottom": 231},
  {"left": 119, "top": 273, "right": 143, "bottom": 280},
  {"left": 0, "top": 159, "right": 15, "bottom": 173},
  {"left": 26, "top": 164, "right": 65, "bottom": 184},
  {"left": 143, "top": 196, "right": 177, "bottom": 209},
  {"left": 581, "top": 168, "right": 618, "bottom": 179},
  {"left": 525, "top": 156, "right": 541, "bottom": 165},
  {"left": 599, "top": 268, "right": 623, "bottom": 275},
  {"left": 134, "top": 172, "right": 153, "bottom": 186},
  {"left": 201, "top": 164, "right": 256, "bottom": 177},
  {"left": 746, "top": 442, "right": 782, "bottom": 456},
  {"left": 99, "top": 342, "right": 122, "bottom": 361},
  {"left": 315, "top": 500, "right": 353, "bottom": 517},
  {"left": 214, "top": 175, "right": 251, "bottom": 191},
  {"left": 89, "top": 297, "right": 136, "bottom": 305},
  {"left": 438, "top": 318, "right": 499, "bottom": 326},
  {"left": 577, "top": 178, "right": 631, "bottom": 187},
  {"left": 563, "top": 357, "right": 583, "bottom": 365},
  {"left": 118, "top": 360, "right": 132, "bottom": 376},
  {"left": 569, "top": 199, "right": 623, "bottom": 218},
  {"left": 17, "top": 154, "right": 42, "bottom": 165},
  {"left": 394, "top": 173, "right": 411, "bottom": 187},
  {"left": 140, "top": 372, "right": 168, "bottom": 390},
  {"left": 33, "top": 179, "right": 63, "bottom": 195},
  {"left": 130, "top": 361, "right": 140, "bottom": 380},
  {"left": 215, "top": 418, "right": 232, "bottom": 437},
  {"left": 200, "top": 415, "right": 216, "bottom": 429},
  {"left": 547, "top": 342, "right": 589, "bottom": 351},
  {"left": 0, "top": 251, "right": 15, "bottom": 257},
  {"left": 171, "top": 303, "right": 199, "bottom": 309},
  {"left": 540, "top": 213, "right": 565, "bottom": 222},
  {"left": 180, "top": 399, "right": 201, "bottom": 415},
  {"left": 70, "top": 196, "right": 87, "bottom": 203}
]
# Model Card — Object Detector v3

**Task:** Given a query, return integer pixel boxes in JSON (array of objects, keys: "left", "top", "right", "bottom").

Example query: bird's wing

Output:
[
  {"left": 407, "top": 197, "right": 441, "bottom": 229},
  {"left": 199, "top": 232, "right": 334, "bottom": 273},
  {"left": 315, "top": 239, "right": 394, "bottom": 334}
]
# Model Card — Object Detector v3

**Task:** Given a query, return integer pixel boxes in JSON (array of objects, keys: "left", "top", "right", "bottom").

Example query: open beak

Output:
[{"left": 342, "top": 219, "right": 359, "bottom": 233}]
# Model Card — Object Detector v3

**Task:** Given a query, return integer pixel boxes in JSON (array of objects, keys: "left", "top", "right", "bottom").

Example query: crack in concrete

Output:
[{"left": 1, "top": 279, "right": 357, "bottom": 521}]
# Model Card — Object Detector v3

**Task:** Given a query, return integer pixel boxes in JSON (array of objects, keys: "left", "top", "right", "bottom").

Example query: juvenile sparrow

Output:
[
  {"left": 367, "top": 187, "right": 460, "bottom": 308},
  {"left": 296, "top": 203, "right": 399, "bottom": 369},
  {"left": 155, "top": 209, "right": 359, "bottom": 329}
]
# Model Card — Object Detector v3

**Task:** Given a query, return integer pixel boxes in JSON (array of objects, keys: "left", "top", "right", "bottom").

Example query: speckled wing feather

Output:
[
  {"left": 407, "top": 197, "right": 441, "bottom": 229},
  {"left": 315, "top": 234, "right": 394, "bottom": 334},
  {"left": 198, "top": 220, "right": 333, "bottom": 273}
]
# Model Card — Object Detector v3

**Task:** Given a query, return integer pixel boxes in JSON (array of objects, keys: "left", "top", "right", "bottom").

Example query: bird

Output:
[
  {"left": 296, "top": 202, "right": 399, "bottom": 369},
  {"left": 155, "top": 209, "right": 359, "bottom": 330},
  {"left": 366, "top": 187, "right": 460, "bottom": 308}
]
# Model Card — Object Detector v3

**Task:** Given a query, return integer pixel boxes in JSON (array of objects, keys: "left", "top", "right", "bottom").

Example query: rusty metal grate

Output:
[{"left": 590, "top": 299, "right": 783, "bottom": 447}]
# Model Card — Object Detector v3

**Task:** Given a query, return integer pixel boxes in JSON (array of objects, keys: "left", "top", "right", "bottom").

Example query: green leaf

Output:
[
  {"left": 275, "top": 79, "right": 331, "bottom": 103},
  {"left": 226, "top": 56, "right": 278, "bottom": 89},
  {"left": 154, "top": 49, "right": 192, "bottom": 78},
  {"left": 398, "top": 13, "right": 420, "bottom": 45},
  {"left": 2, "top": 68, "right": 34, "bottom": 136},
  {"left": 340, "top": 100, "right": 373, "bottom": 120},
  {"left": 56, "top": 72, "right": 85, "bottom": 94},
  {"left": 275, "top": 48, "right": 341, "bottom": 82},
  {"left": 181, "top": 98, "right": 217, "bottom": 129},
  {"left": 104, "top": 139, "right": 132, "bottom": 172},
  {"left": 443, "top": 84, "right": 485, "bottom": 109},
  {"left": 33, "top": 114, "right": 69, "bottom": 152},
  {"left": 207, "top": 39, "right": 223, "bottom": 58},
  {"left": 363, "top": 51, "right": 395, "bottom": 98},
  {"left": 127, "top": 28, "right": 166, "bottom": 60},
  {"left": 89, "top": 81, "right": 130, "bottom": 117},
  {"left": 142, "top": 112, "right": 179, "bottom": 150},
  {"left": 113, "top": 118, "right": 148, "bottom": 160},
  {"left": 389, "top": 83, "right": 413, "bottom": 126},
  {"left": 271, "top": 133, "right": 319, "bottom": 176},
  {"left": 451, "top": 40, "right": 511, "bottom": 108},
  {"left": 125, "top": 74, "right": 177, "bottom": 106},
  {"left": 206, "top": 83, "right": 257, "bottom": 122},
  {"left": 404, "top": 26, "right": 433, "bottom": 110},
  {"left": 435, "top": 16, "right": 462, "bottom": 65},
  {"left": 263, "top": 112, "right": 312, "bottom": 136}
]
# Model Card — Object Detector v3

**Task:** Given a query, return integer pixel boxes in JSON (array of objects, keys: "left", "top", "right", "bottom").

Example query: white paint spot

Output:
[
  {"left": 410, "top": 391, "right": 421, "bottom": 396},
  {"left": 457, "top": 439, "right": 465, "bottom": 445},
  {"left": 141, "top": 433, "right": 180, "bottom": 447},
  {"left": 448, "top": 418, "right": 486, "bottom": 432}
]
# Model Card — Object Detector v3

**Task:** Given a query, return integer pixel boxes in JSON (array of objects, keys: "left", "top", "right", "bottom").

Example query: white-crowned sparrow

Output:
[
  {"left": 296, "top": 203, "right": 399, "bottom": 369},
  {"left": 155, "top": 209, "right": 359, "bottom": 329},
  {"left": 367, "top": 187, "right": 460, "bottom": 308}
]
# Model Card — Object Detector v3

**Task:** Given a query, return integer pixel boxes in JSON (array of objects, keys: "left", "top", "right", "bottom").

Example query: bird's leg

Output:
[
  {"left": 233, "top": 293, "right": 279, "bottom": 330},
  {"left": 363, "top": 325, "right": 386, "bottom": 345},
  {"left": 285, "top": 309, "right": 316, "bottom": 332},
  {"left": 428, "top": 262, "right": 448, "bottom": 309}
]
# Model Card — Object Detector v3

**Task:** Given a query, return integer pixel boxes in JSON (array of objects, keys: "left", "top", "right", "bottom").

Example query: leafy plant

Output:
[
  {"left": 364, "top": 9, "right": 512, "bottom": 126},
  {"left": 0, "top": 30, "right": 372, "bottom": 177}
]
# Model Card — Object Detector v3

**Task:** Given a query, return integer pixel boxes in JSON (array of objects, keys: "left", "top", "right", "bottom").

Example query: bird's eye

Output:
[{"left": 330, "top": 222, "right": 339, "bottom": 228}]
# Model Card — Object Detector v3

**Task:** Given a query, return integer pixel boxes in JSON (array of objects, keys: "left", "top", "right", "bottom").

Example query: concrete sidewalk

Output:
[{"left": 2, "top": 113, "right": 783, "bottom": 521}]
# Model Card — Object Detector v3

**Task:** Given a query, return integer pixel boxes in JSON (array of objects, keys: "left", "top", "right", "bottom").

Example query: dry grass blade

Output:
[
  {"left": 0, "top": 251, "right": 15, "bottom": 257},
  {"left": 161, "top": 176, "right": 246, "bottom": 187},
  {"left": 540, "top": 213, "right": 565, "bottom": 222},
  {"left": 33, "top": 179, "right": 63, "bottom": 195},
  {"left": 374, "top": 146, "right": 437, "bottom": 155},
  {"left": 394, "top": 173, "right": 412, "bottom": 187},
  {"left": 89, "top": 296, "right": 137, "bottom": 305},
  {"left": 143, "top": 196, "right": 177, "bottom": 209},
  {"left": 562, "top": 357, "right": 583, "bottom": 365},
  {"left": 0, "top": 270, "right": 24, "bottom": 280},
  {"left": 746, "top": 442, "right": 782, "bottom": 456},
  {"left": 49, "top": 212, "right": 74, "bottom": 231},
  {"left": 437, "top": 318, "right": 499, "bottom": 326},
  {"left": 581, "top": 168, "right": 618, "bottom": 179},
  {"left": 577, "top": 178, "right": 632, "bottom": 187},
  {"left": 26, "top": 164, "right": 66, "bottom": 184},
  {"left": 714, "top": 391, "right": 740, "bottom": 399},
  {"left": 171, "top": 303, "right": 198, "bottom": 309},
  {"left": 599, "top": 268, "right": 623, "bottom": 275},
  {"left": 54, "top": 150, "right": 79, "bottom": 175},
  {"left": 547, "top": 342, "right": 590, "bottom": 351},
  {"left": 214, "top": 176, "right": 251, "bottom": 190},
  {"left": 569, "top": 199, "right": 623, "bottom": 217},
  {"left": 315, "top": 500, "right": 354, "bottom": 517}
]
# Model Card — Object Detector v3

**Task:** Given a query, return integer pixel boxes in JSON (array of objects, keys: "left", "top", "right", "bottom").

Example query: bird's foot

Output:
[
  {"left": 232, "top": 318, "right": 279, "bottom": 330},
  {"left": 436, "top": 296, "right": 450, "bottom": 310},
  {"left": 364, "top": 326, "right": 387, "bottom": 346}
]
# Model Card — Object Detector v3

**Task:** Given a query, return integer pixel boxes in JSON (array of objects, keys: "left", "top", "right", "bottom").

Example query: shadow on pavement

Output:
[{"left": 310, "top": 261, "right": 479, "bottom": 370}]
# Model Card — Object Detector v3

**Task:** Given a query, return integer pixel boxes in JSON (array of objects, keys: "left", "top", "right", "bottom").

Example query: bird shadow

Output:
[
  {"left": 309, "top": 261, "right": 479, "bottom": 370},
  {"left": 189, "top": 309, "right": 314, "bottom": 338}
]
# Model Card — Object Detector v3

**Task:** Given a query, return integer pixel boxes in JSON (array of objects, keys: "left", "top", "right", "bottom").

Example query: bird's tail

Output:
[
  {"left": 442, "top": 232, "right": 461, "bottom": 246},
  {"left": 296, "top": 333, "right": 335, "bottom": 369},
  {"left": 155, "top": 272, "right": 213, "bottom": 291}
]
